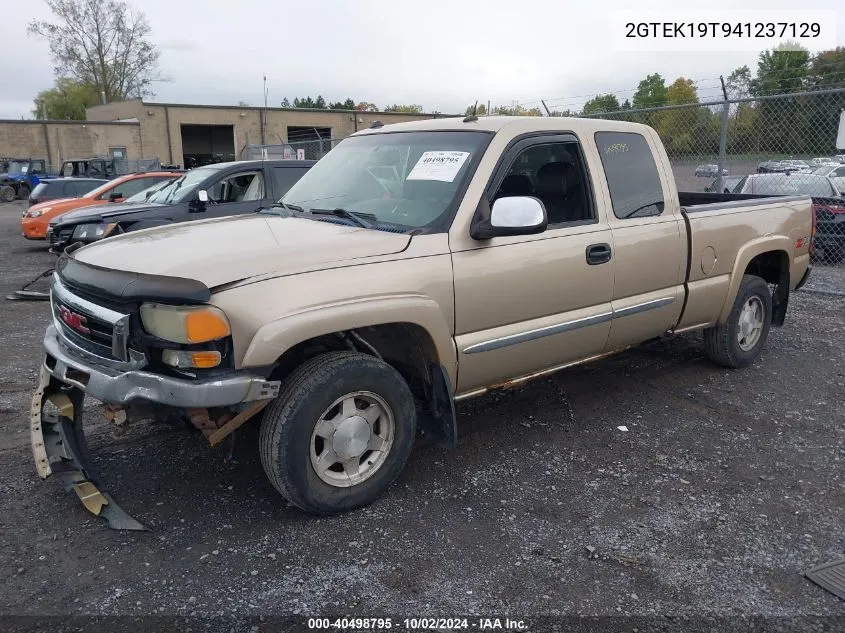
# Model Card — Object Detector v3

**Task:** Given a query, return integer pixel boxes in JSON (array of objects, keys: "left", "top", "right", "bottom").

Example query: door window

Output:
[
  {"left": 594, "top": 132, "right": 665, "bottom": 219},
  {"left": 491, "top": 141, "right": 594, "bottom": 226},
  {"left": 207, "top": 171, "right": 263, "bottom": 203}
]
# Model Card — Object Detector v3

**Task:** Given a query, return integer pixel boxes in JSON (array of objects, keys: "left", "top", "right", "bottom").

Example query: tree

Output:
[
  {"left": 356, "top": 102, "right": 379, "bottom": 112},
  {"left": 32, "top": 77, "right": 100, "bottom": 119},
  {"left": 582, "top": 94, "right": 620, "bottom": 115},
  {"left": 725, "top": 65, "right": 752, "bottom": 101},
  {"left": 328, "top": 98, "right": 356, "bottom": 110},
  {"left": 384, "top": 104, "right": 424, "bottom": 113},
  {"left": 492, "top": 104, "right": 543, "bottom": 116},
  {"left": 621, "top": 99, "right": 632, "bottom": 110},
  {"left": 751, "top": 42, "right": 810, "bottom": 96},
  {"left": 293, "top": 96, "right": 322, "bottom": 108},
  {"left": 632, "top": 73, "right": 668, "bottom": 109},
  {"left": 659, "top": 78, "right": 707, "bottom": 155},
  {"left": 750, "top": 43, "right": 811, "bottom": 153},
  {"left": 28, "top": 0, "right": 160, "bottom": 102}
]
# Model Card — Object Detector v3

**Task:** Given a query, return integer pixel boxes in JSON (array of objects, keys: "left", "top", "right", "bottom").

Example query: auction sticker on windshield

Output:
[{"left": 407, "top": 151, "right": 470, "bottom": 182}]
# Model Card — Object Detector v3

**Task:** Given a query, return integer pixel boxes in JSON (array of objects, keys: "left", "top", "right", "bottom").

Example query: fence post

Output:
[{"left": 716, "top": 76, "right": 730, "bottom": 193}]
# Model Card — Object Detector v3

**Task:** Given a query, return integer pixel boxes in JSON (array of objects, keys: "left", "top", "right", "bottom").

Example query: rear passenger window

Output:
[
  {"left": 595, "top": 132, "right": 665, "bottom": 220},
  {"left": 271, "top": 167, "right": 307, "bottom": 199}
]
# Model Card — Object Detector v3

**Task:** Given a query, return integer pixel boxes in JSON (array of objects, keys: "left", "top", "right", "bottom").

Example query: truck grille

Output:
[
  {"left": 50, "top": 275, "right": 145, "bottom": 369},
  {"left": 49, "top": 226, "right": 73, "bottom": 245}
]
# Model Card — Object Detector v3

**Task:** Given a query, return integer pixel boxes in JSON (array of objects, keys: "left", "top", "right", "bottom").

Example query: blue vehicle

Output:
[{"left": 0, "top": 158, "right": 57, "bottom": 202}]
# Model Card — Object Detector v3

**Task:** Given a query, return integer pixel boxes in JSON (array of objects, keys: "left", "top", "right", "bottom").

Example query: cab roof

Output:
[{"left": 351, "top": 115, "right": 652, "bottom": 138}]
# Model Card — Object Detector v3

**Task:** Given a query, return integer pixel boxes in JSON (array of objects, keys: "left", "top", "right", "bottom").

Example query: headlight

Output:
[
  {"left": 25, "top": 207, "right": 50, "bottom": 218},
  {"left": 140, "top": 303, "right": 231, "bottom": 344},
  {"left": 71, "top": 223, "right": 117, "bottom": 240}
]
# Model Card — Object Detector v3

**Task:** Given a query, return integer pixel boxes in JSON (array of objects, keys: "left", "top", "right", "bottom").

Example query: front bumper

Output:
[{"left": 43, "top": 324, "right": 279, "bottom": 407}]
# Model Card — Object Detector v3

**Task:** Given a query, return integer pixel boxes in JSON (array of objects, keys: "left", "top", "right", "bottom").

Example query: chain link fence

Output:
[{"left": 582, "top": 88, "right": 845, "bottom": 268}]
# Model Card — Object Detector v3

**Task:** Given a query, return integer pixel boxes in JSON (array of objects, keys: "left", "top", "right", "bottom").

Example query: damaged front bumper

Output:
[{"left": 32, "top": 325, "right": 281, "bottom": 530}]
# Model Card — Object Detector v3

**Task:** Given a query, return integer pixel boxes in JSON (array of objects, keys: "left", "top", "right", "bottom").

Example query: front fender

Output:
[
  {"left": 240, "top": 294, "right": 458, "bottom": 388},
  {"left": 717, "top": 237, "right": 791, "bottom": 323}
]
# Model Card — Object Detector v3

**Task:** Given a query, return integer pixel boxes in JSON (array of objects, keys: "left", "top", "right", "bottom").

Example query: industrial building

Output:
[{"left": 0, "top": 100, "right": 440, "bottom": 169}]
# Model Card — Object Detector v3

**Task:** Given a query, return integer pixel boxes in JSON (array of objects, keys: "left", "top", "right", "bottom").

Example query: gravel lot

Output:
[{"left": 0, "top": 200, "right": 843, "bottom": 631}]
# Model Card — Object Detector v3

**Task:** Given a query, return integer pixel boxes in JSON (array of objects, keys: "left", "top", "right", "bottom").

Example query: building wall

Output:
[
  {"left": 0, "top": 120, "right": 142, "bottom": 169},
  {"left": 87, "top": 100, "right": 441, "bottom": 167}
]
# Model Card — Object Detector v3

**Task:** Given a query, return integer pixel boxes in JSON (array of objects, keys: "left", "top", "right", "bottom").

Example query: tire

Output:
[
  {"left": 0, "top": 186, "right": 14, "bottom": 203},
  {"left": 703, "top": 274, "right": 772, "bottom": 369},
  {"left": 16, "top": 185, "right": 30, "bottom": 200},
  {"left": 259, "top": 351, "right": 417, "bottom": 515}
]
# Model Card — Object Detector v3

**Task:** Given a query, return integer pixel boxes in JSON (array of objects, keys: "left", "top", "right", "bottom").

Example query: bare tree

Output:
[{"left": 28, "top": 0, "right": 160, "bottom": 103}]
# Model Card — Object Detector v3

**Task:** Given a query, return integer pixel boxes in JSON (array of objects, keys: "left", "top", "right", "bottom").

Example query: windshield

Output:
[
  {"left": 126, "top": 178, "right": 177, "bottom": 203},
  {"left": 146, "top": 167, "right": 218, "bottom": 204},
  {"left": 7, "top": 161, "right": 28, "bottom": 174},
  {"left": 812, "top": 165, "right": 837, "bottom": 176},
  {"left": 281, "top": 131, "right": 490, "bottom": 229},
  {"left": 751, "top": 176, "right": 836, "bottom": 197}
]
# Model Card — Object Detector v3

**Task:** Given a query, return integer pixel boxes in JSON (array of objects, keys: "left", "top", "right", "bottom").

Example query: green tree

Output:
[
  {"left": 801, "top": 47, "right": 845, "bottom": 153},
  {"left": 328, "top": 98, "right": 356, "bottom": 110},
  {"left": 293, "top": 96, "right": 326, "bottom": 109},
  {"left": 582, "top": 94, "right": 620, "bottom": 115},
  {"left": 632, "top": 73, "right": 668, "bottom": 109},
  {"left": 658, "top": 78, "right": 709, "bottom": 155},
  {"left": 28, "top": 0, "right": 160, "bottom": 102},
  {"left": 32, "top": 77, "right": 100, "bottom": 119},
  {"left": 725, "top": 65, "right": 752, "bottom": 101},
  {"left": 384, "top": 104, "right": 424, "bottom": 113},
  {"left": 492, "top": 104, "right": 543, "bottom": 116},
  {"left": 751, "top": 43, "right": 811, "bottom": 153}
]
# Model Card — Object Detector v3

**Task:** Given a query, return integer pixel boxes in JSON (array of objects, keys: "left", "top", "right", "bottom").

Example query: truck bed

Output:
[{"left": 678, "top": 191, "right": 803, "bottom": 210}]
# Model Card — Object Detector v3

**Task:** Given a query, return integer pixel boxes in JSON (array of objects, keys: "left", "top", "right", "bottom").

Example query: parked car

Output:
[
  {"left": 30, "top": 116, "right": 813, "bottom": 528},
  {"left": 704, "top": 175, "right": 744, "bottom": 193},
  {"left": 733, "top": 173, "right": 844, "bottom": 263},
  {"left": 810, "top": 163, "right": 845, "bottom": 194},
  {"left": 20, "top": 171, "right": 182, "bottom": 240},
  {"left": 47, "top": 159, "right": 315, "bottom": 251},
  {"left": 695, "top": 164, "right": 728, "bottom": 178},
  {"left": 0, "top": 158, "right": 57, "bottom": 201},
  {"left": 27, "top": 178, "right": 108, "bottom": 207}
]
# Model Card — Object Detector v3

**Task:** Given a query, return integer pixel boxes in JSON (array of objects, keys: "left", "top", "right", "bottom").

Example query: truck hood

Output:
[
  {"left": 72, "top": 215, "right": 412, "bottom": 288},
  {"left": 53, "top": 201, "right": 163, "bottom": 225}
]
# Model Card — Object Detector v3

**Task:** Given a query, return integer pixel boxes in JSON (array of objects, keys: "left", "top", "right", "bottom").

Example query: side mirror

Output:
[
  {"left": 197, "top": 189, "right": 209, "bottom": 203},
  {"left": 108, "top": 192, "right": 122, "bottom": 202},
  {"left": 470, "top": 196, "right": 547, "bottom": 240},
  {"left": 191, "top": 189, "right": 208, "bottom": 212}
]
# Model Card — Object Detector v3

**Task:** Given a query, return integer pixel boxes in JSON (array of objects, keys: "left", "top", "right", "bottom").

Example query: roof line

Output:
[
  {"left": 91, "top": 99, "right": 458, "bottom": 117},
  {"left": 0, "top": 118, "right": 139, "bottom": 126}
]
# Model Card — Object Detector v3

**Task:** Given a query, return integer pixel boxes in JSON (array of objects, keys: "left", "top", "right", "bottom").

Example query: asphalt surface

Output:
[{"left": 0, "top": 200, "right": 843, "bottom": 630}]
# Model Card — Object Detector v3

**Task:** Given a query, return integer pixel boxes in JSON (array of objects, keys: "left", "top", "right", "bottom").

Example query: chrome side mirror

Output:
[
  {"left": 197, "top": 189, "right": 209, "bottom": 203},
  {"left": 471, "top": 196, "right": 548, "bottom": 240}
]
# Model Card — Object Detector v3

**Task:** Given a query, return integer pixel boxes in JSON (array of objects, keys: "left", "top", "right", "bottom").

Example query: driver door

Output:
[{"left": 202, "top": 170, "right": 267, "bottom": 218}]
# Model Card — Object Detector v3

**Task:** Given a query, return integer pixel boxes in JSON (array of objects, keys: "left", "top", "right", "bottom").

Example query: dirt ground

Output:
[{"left": 0, "top": 200, "right": 843, "bottom": 631}]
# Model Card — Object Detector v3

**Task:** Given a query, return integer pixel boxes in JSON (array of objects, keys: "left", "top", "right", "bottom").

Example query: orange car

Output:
[{"left": 21, "top": 171, "right": 180, "bottom": 240}]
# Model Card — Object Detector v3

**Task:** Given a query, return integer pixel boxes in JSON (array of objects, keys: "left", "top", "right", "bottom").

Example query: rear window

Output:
[
  {"left": 594, "top": 132, "right": 665, "bottom": 219},
  {"left": 30, "top": 182, "right": 50, "bottom": 198}
]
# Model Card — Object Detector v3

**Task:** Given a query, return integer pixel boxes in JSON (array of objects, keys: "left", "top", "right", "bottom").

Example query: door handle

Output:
[{"left": 586, "top": 243, "right": 612, "bottom": 265}]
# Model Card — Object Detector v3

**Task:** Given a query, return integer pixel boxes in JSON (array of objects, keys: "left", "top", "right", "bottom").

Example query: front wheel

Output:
[
  {"left": 259, "top": 351, "right": 416, "bottom": 515},
  {"left": 703, "top": 274, "right": 772, "bottom": 369}
]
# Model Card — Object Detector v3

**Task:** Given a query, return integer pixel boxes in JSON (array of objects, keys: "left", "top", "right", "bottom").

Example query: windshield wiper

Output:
[
  {"left": 260, "top": 202, "right": 304, "bottom": 215},
  {"left": 310, "top": 208, "right": 375, "bottom": 229}
]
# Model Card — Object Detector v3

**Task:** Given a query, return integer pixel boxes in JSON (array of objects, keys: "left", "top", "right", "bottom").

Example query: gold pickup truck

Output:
[{"left": 32, "top": 116, "right": 813, "bottom": 529}]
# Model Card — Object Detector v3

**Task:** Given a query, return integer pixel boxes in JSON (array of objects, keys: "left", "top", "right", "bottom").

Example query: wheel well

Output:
[
  {"left": 269, "top": 323, "right": 440, "bottom": 405},
  {"left": 744, "top": 250, "right": 789, "bottom": 326}
]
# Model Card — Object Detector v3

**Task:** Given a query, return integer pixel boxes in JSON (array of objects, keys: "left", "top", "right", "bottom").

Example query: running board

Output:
[{"left": 31, "top": 365, "right": 147, "bottom": 531}]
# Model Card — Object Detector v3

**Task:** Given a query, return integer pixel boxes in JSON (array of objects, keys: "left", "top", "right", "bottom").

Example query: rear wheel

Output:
[
  {"left": 16, "top": 185, "right": 30, "bottom": 200},
  {"left": 0, "top": 186, "right": 14, "bottom": 203},
  {"left": 259, "top": 351, "right": 416, "bottom": 515},
  {"left": 703, "top": 274, "right": 772, "bottom": 369}
]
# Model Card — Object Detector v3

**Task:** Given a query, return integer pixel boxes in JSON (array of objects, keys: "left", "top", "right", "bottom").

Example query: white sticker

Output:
[{"left": 406, "top": 151, "right": 470, "bottom": 182}]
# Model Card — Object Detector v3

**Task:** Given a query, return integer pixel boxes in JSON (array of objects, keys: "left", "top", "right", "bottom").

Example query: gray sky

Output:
[{"left": 2, "top": 0, "right": 843, "bottom": 119}]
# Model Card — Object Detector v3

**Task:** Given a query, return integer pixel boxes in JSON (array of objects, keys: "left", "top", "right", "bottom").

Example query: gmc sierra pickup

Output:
[{"left": 31, "top": 116, "right": 812, "bottom": 529}]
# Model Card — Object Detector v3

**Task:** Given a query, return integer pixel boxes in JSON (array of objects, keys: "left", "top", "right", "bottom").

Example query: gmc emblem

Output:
[{"left": 58, "top": 305, "right": 90, "bottom": 335}]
